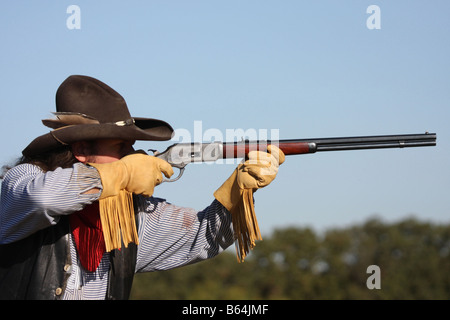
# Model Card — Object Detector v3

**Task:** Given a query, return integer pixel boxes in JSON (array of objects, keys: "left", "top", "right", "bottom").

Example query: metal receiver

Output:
[{"left": 152, "top": 142, "right": 224, "bottom": 182}]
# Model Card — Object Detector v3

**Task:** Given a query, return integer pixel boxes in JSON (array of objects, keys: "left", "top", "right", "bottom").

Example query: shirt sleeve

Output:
[
  {"left": 135, "top": 197, "right": 235, "bottom": 272},
  {"left": 0, "top": 163, "right": 102, "bottom": 244}
]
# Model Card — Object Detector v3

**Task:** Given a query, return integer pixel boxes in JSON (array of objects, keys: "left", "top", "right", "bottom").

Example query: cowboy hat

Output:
[{"left": 22, "top": 75, "right": 174, "bottom": 156}]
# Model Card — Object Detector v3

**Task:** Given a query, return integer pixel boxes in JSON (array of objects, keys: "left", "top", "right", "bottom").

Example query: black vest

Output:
[{"left": 0, "top": 216, "right": 137, "bottom": 300}]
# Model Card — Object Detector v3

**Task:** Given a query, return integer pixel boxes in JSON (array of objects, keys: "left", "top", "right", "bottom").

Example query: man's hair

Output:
[
  {"left": 1, "top": 141, "right": 98, "bottom": 179},
  {"left": 17, "top": 146, "right": 79, "bottom": 172}
]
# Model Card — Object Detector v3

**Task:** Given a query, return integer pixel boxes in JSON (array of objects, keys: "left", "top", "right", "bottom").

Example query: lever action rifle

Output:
[{"left": 152, "top": 132, "right": 437, "bottom": 182}]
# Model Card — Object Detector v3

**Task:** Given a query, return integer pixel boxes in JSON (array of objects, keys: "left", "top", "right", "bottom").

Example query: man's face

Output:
[{"left": 72, "top": 139, "right": 136, "bottom": 164}]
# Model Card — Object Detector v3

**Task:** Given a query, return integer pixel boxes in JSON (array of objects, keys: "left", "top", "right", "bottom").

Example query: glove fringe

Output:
[
  {"left": 98, "top": 190, "right": 139, "bottom": 252},
  {"left": 232, "top": 189, "right": 262, "bottom": 262}
]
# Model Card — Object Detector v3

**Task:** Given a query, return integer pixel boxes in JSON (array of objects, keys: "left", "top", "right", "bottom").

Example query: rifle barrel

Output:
[{"left": 308, "top": 133, "right": 437, "bottom": 152}]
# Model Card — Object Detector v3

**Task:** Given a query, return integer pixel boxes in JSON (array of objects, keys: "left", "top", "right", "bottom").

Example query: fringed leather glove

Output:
[
  {"left": 89, "top": 153, "right": 174, "bottom": 199},
  {"left": 88, "top": 153, "right": 174, "bottom": 252},
  {"left": 214, "top": 145, "right": 285, "bottom": 262}
]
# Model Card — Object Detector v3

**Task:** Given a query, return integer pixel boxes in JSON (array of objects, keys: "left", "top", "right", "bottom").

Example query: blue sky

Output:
[{"left": 1, "top": 1, "right": 449, "bottom": 234}]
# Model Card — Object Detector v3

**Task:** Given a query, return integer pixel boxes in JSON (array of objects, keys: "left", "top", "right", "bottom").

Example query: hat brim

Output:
[{"left": 22, "top": 117, "right": 174, "bottom": 157}]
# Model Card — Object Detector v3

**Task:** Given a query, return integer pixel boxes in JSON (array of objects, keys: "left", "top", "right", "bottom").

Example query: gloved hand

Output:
[
  {"left": 213, "top": 144, "right": 285, "bottom": 262},
  {"left": 214, "top": 144, "right": 285, "bottom": 211},
  {"left": 89, "top": 153, "right": 174, "bottom": 199}
]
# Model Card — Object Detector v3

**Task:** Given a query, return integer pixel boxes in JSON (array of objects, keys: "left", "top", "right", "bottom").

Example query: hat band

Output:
[
  {"left": 45, "top": 115, "right": 136, "bottom": 147},
  {"left": 42, "top": 112, "right": 135, "bottom": 129}
]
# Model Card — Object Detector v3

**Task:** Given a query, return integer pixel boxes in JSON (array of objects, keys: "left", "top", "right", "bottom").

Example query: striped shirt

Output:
[{"left": 0, "top": 163, "right": 234, "bottom": 299}]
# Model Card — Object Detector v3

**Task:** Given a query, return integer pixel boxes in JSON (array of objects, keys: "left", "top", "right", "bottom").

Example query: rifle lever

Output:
[
  {"left": 149, "top": 148, "right": 187, "bottom": 183},
  {"left": 162, "top": 166, "right": 185, "bottom": 183}
]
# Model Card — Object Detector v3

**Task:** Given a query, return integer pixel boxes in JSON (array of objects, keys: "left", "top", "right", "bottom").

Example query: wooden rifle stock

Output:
[{"left": 222, "top": 141, "right": 312, "bottom": 158}]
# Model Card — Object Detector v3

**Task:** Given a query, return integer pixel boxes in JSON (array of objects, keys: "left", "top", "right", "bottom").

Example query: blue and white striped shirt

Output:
[{"left": 0, "top": 163, "right": 234, "bottom": 299}]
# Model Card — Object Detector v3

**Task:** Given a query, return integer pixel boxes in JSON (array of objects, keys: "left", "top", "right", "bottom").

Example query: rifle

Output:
[{"left": 152, "top": 132, "right": 437, "bottom": 182}]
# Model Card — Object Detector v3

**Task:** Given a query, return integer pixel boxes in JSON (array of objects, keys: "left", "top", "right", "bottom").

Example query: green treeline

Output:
[{"left": 130, "top": 217, "right": 450, "bottom": 300}]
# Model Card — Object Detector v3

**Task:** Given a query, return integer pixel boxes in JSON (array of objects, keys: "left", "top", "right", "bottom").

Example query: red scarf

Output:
[{"left": 69, "top": 202, "right": 106, "bottom": 272}]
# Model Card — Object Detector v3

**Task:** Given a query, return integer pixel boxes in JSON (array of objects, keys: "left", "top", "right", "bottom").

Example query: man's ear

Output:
[{"left": 71, "top": 141, "right": 89, "bottom": 163}]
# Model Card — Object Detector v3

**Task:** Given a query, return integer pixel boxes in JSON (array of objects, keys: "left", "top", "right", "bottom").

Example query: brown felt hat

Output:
[{"left": 22, "top": 75, "right": 174, "bottom": 157}]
